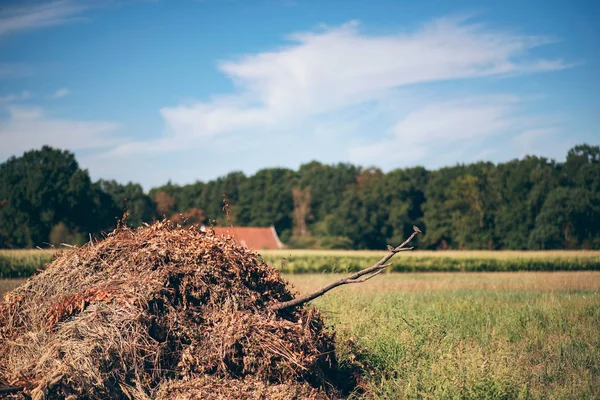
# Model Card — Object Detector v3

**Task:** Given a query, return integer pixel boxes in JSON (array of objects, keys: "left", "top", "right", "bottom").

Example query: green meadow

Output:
[
  {"left": 286, "top": 272, "right": 600, "bottom": 399},
  {"left": 2, "top": 248, "right": 600, "bottom": 278},
  {"left": 263, "top": 249, "right": 600, "bottom": 274}
]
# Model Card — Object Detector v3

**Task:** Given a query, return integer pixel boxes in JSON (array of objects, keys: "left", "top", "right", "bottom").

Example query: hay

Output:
[{"left": 0, "top": 221, "right": 349, "bottom": 399}]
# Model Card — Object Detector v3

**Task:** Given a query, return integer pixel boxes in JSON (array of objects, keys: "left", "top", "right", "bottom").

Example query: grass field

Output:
[
  {"left": 0, "top": 249, "right": 57, "bottom": 278},
  {"left": 2, "top": 271, "right": 599, "bottom": 399},
  {"left": 0, "top": 278, "right": 25, "bottom": 296},
  {"left": 285, "top": 272, "right": 600, "bottom": 399},
  {"left": 262, "top": 249, "right": 600, "bottom": 274},
  {"left": 2, "top": 248, "right": 600, "bottom": 278}
]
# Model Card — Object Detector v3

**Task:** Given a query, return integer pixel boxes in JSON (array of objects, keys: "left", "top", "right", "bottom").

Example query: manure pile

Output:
[{"left": 0, "top": 221, "right": 353, "bottom": 399}]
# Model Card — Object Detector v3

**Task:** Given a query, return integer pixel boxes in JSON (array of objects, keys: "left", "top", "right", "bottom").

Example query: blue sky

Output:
[{"left": 0, "top": 0, "right": 598, "bottom": 189}]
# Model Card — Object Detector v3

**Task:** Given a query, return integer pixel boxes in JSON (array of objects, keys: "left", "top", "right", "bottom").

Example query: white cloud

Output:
[
  {"left": 52, "top": 88, "right": 70, "bottom": 99},
  {"left": 0, "top": 91, "right": 31, "bottom": 102},
  {"left": 0, "top": 1, "right": 90, "bottom": 37},
  {"left": 348, "top": 95, "right": 534, "bottom": 167},
  {"left": 0, "top": 105, "right": 121, "bottom": 159},
  {"left": 76, "top": 16, "right": 572, "bottom": 187},
  {"left": 514, "top": 128, "right": 556, "bottom": 150},
  {"left": 142, "top": 17, "right": 567, "bottom": 155},
  {"left": 0, "top": 63, "right": 33, "bottom": 78},
  {"left": 391, "top": 95, "right": 522, "bottom": 142},
  {"left": 4, "top": 16, "right": 570, "bottom": 188},
  {"left": 511, "top": 127, "right": 580, "bottom": 161}
]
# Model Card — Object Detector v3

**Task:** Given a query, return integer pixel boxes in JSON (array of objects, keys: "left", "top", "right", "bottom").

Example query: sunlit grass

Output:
[
  {"left": 2, "top": 249, "right": 600, "bottom": 277},
  {"left": 263, "top": 250, "right": 600, "bottom": 273},
  {"left": 264, "top": 249, "right": 600, "bottom": 259},
  {"left": 286, "top": 272, "right": 600, "bottom": 399},
  {"left": 0, "top": 249, "right": 57, "bottom": 278}
]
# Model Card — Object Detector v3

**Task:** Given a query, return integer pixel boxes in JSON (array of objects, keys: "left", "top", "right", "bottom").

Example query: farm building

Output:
[{"left": 204, "top": 226, "right": 285, "bottom": 250}]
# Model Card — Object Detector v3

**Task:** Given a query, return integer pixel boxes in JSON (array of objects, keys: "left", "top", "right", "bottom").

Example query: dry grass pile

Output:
[{"left": 0, "top": 221, "right": 349, "bottom": 399}]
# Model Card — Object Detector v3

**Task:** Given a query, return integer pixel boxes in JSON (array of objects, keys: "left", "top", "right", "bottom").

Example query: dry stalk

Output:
[
  {"left": 271, "top": 225, "right": 422, "bottom": 311},
  {"left": 0, "top": 385, "right": 25, "bottom": 395}
]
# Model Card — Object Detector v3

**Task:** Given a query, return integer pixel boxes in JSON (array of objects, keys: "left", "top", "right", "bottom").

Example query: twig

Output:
[
  {"left": 400, "top": 316, "right": 415, "bottom": 328},
  {"left": 346, "top": 268, "right": 385, "bottom": 283},
  {"left": 0, "top": 385, "right": 24, "bottom": 394},
  {"left": 271, "top": 226, "right": 421, "bottom": 311},
  {"left": 222, "top": 192, "right": 234, "bottom": 228}
]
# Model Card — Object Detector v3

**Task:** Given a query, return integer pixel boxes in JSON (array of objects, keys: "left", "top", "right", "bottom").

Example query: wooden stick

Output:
[
  {"left": 271, "top": 226, "right": 421, "bottom": 311},
  {"left": 0, "top": 385, "right": 25, "bottom": 394}
]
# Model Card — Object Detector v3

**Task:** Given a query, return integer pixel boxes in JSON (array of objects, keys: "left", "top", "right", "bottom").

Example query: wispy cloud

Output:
[
  {"left": 0, "top": 63, "right": 33, "bottom": 78},
  {"left": 52, "top": 88, "right": 70, "bottom": 98},
  {"left": 514, "top": 128, "right": 557, "bottom": 150},
  {"left": 0, "top": 1, "right": 91, "bottom": 37},
  {"left": 0, "top": 105, "right": 121, "bottom": 159},
  {"left": 0, "top": 90, "right": 31, "bottom": 102},
  {"left": 145, "top": 17, "right": 567, "bottom": 154},
  {"left": 3, "top": 16, "right": 573, "bottom": 187},
  {"left": 512, "top": 127, "right": 582, "bottom": 161},
  {"left": 348, "top": 95, "right": 549, "bottom": 167}
]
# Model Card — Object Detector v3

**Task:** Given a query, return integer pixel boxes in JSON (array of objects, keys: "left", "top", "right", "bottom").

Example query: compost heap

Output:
[{"left": 0, "top": 221, "right": 350, "bottom": 399}]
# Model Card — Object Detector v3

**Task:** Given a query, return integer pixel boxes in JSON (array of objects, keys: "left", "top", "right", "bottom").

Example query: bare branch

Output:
[
  {"left": 271, "top": 226, "right": 421, "bottom": 311},
  {"left": 396, "top": 227, "right": 420, "bottom": 250},
  {"left": 346, "top": 268, "right": 385, "bottom": 283},
  {"left": 394, "top": 247, "right": 414, "bottom": 252},
  {"left": 0, "top": 385, "right": 24, "bottom": 395}
]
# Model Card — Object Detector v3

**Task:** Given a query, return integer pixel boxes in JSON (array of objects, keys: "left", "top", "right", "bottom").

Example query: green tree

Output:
[
  {"left": 494, "top": 156, "right": 559, "bottom": 249},
  {"left": 297, "top": 161, "right": 360, "bottom": 224},
  {"left": 98, "top": 180, "right": 155, "bottom": 227},
  {"left": 198, "top": 172, "right": 247, "bottom": 223},
  {"left": 2, "top": 143, "right": 600, "bottom": 250},
  {"left": 422, "top": 165, "right": 467, "bottom": 249},
  {"left": 236, "top": 168, "right": 296, "bottom": 240},
  {"left": 529, "top": 187, "right": 599, "bottom": 249},
  {"left": 327, "top": 167, "right": 389, "bottom": 249},
  {"left": 0, "top": 147, "right": 114, "bottom": 247},
  {"left": 529, "top": 144, "right": 600, "bottom": 249}
]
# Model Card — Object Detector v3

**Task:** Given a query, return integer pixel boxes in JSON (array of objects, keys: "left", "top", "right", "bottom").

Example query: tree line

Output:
[{"left": 1, "top": 144, "right": 598, "bottom": 250}]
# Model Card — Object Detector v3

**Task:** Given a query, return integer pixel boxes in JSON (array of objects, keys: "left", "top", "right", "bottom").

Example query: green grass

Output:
[
  {"left": 263, "top": 250, "right": 600, "bottom": 274},
  {"left": 1, "top": 249, "right": 600, "bottom": 278},
  {"left": 0, "top": 249, "right": 56, "bottom": 278},
  {"left": 2, "top": 272, "right": 599, "bottom": 398},
  {"left": 285, "top": 272, "right": 600, "bottom": 399}
]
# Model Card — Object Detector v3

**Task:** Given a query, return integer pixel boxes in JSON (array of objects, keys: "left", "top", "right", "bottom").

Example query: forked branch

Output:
[{"left": 271, "top": 225, "right": 422, "bottom": 311}]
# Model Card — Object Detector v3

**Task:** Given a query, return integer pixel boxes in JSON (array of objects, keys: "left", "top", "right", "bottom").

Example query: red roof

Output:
[{"left": 210, "top": 226, "right": 284, "bottom": 250}]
